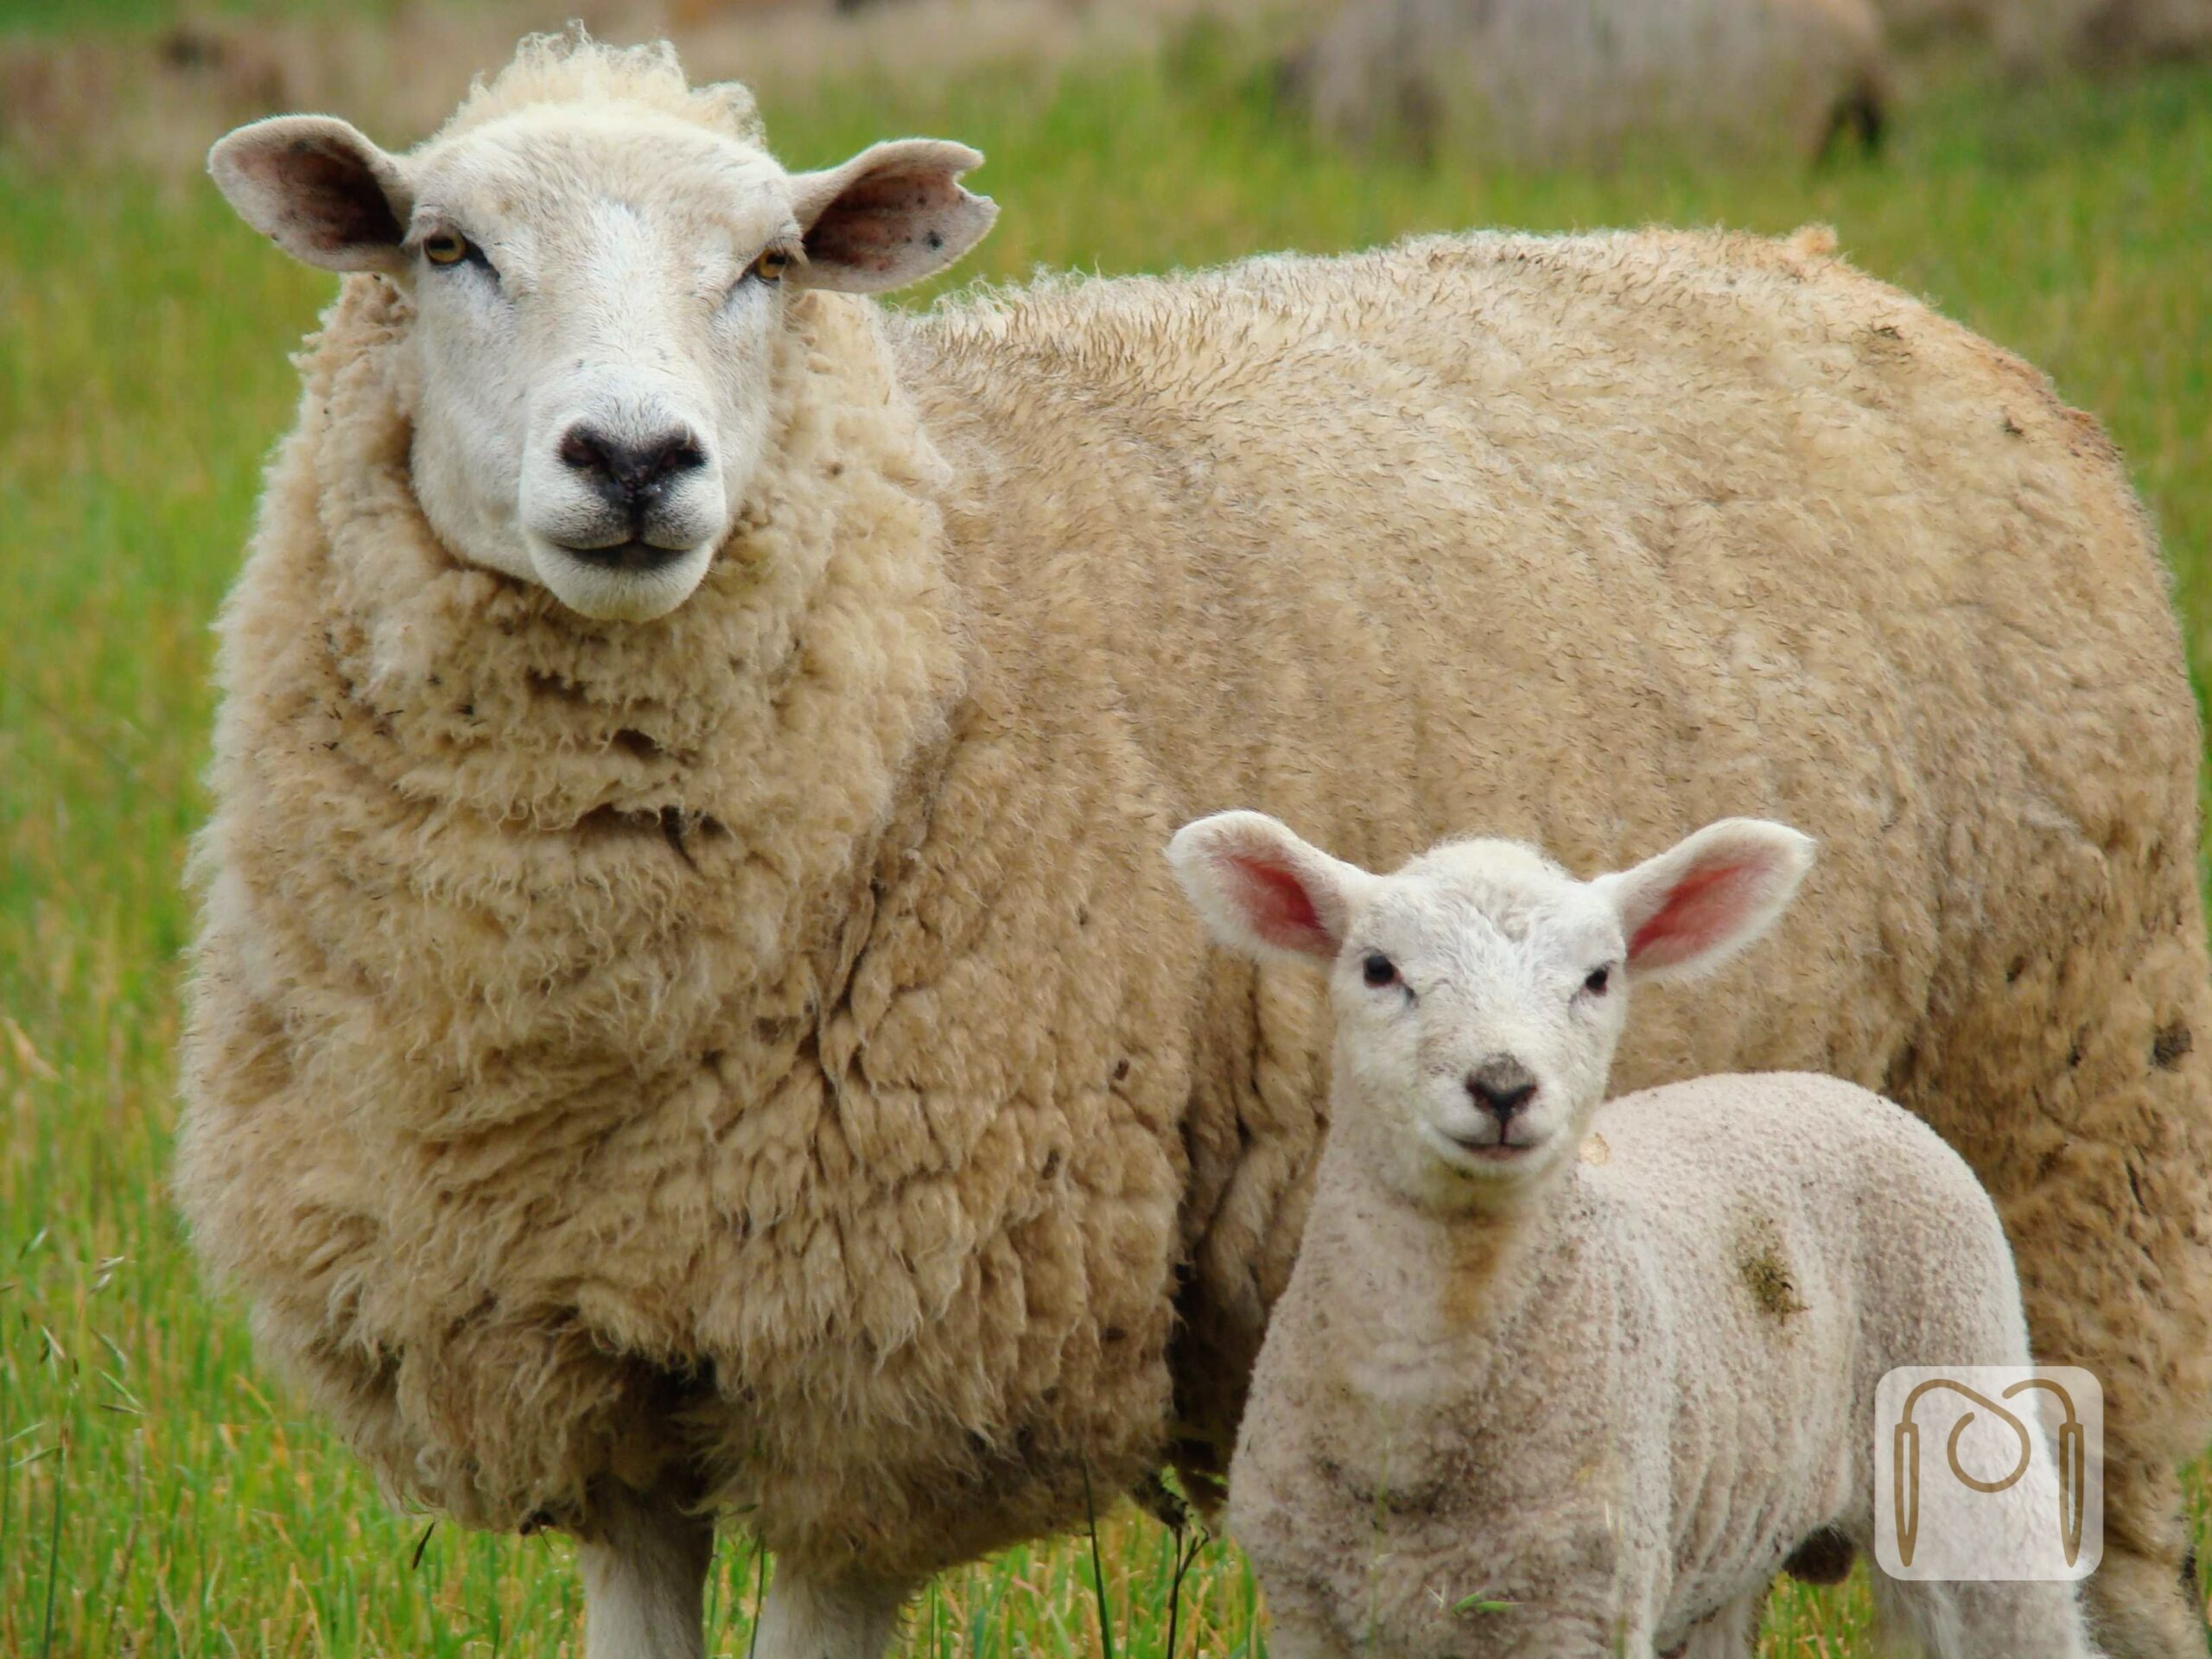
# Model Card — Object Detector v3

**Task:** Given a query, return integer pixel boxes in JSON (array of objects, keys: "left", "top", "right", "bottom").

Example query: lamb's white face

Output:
[
  {"left": 1167, "top": 812, "right": 1815, "bottom": 1214},
  {"left": 1326, "top": 843, "right": 1630, "bottom": 1202},
  {"left": 209, "top": 89, "right": 994, "bottom": 622}
]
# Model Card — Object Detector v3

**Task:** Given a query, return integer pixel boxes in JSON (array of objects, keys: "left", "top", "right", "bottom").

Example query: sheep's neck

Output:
[
  {"left": 1303, "top": 1122, "right": 1567, "bottom": 1358},
  {"left": 258, "top": 280, "right": 966, "bottom": 1091}
]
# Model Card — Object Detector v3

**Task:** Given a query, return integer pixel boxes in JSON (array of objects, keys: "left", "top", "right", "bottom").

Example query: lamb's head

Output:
[
  {"left": 207, "top": 36, "right": 995, "bottom": 622},
  {"left": 1167, "top": 812, "right": 1814, "bottom": 1211}
]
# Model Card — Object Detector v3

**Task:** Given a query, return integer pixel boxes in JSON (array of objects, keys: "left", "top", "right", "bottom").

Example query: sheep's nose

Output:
[
  {"left": 557, "top": 423, "right": 707, "bottom": 508},
  {"left": 1466, "top": 1057, "right": 1538, "bottom": 1122}
]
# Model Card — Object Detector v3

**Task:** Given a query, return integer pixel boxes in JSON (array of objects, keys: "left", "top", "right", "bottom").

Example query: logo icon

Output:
[{"left": 1874, "top": 1366, "right": 2101, "bottom": 1581}]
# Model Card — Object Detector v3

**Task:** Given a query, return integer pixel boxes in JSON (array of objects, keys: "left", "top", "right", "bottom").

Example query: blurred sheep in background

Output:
[
  {"left": 6, "top": 0, "right": 2205, "bottom": 178},
  {"left": 1872, "top": 0, "right": 2212, "bottom": 72},
  {"left": 1278, "top": 0, "right": 1891, "bottom": 164}
]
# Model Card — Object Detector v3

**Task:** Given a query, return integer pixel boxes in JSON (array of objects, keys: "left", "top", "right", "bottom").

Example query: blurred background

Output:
[{"left": 2, "top": 0, "right": 2207, "bottom": 1653}]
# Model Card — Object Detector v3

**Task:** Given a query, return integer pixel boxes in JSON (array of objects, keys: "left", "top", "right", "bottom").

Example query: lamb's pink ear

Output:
[
  {"left": 209, "top": 116, "right": 413, "bottom": 276},
  {"left": 789, "top": 139, "right": 997, "bottom": 295},
  {"left": 1594, "top": 818, "right": 1815, "bottom": 983},
  {"left": 1166, "top": 811, "right": 1369, "bottom": 965}
]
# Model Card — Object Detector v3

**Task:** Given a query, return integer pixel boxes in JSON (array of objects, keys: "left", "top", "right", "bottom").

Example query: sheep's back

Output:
[{"left": 896, "top": 226, "right": 2193, "bottom": 1459}]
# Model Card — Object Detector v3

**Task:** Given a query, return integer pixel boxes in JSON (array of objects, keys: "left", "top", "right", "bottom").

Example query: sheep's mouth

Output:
[
  {"left": 1425, "top": 1122, "right": 1548, "bottom": 1171},
  {"left": 1458, "top": 1142, "right": 1537, "bottom": 1164},
  {"left": 527, "top": 535, "right": 718, "bottom": 623},
  {"left": 554, "top": 537, "right": 696, "bottom": 573}
]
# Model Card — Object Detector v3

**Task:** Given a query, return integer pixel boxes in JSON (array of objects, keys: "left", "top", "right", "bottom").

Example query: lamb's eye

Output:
[
  {"left": 1362, "top": 953, "right": 1398, "bottom": 988},
  {"left": 1583, "top": 966, "right": 1611, "bottom": 996},
  {"left": 748, "top": 247, "right": 794, "bottom": 284},
  {"left": 423, "top": 232, "right": 473, "bottom": 267}
]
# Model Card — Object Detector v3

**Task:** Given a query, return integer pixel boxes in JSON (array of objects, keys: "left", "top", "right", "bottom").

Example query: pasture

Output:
[{"left": 2, "top": 7, "right": 2209, "bottom": 1654}]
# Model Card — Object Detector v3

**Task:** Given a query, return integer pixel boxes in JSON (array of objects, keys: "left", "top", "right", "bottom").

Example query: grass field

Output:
[{"left": 2, "top": 11, "right": 2209, "bottom": 1656}]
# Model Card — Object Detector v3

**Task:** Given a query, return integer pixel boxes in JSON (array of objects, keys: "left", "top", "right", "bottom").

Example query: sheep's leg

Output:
[
  {"left": 1870, "top": 1573, "right": 2101, "bottom": 1659},
  {"left": 2075, "top": 1453, "right": 2206, "bottom": 1659},
  {"left": 1892, "top": 905, "right": 2212, "bottom": 1659},
  {"left": 1253, "top": 1578, "right": 1356, "bottom": 1659},
  {"left": 576, "top": 1485, "right": 715, "bottom": 1659},
  {"left": 1669, "top": 1591, "right": 1760, "bottom": 1659},
  {"left": 753, "top": 1560, "right": 915, "bottom": 1659}
]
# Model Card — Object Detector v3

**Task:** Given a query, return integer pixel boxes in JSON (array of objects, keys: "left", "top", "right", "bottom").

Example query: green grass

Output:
[
  {"left": 0, "top": 0, "right": 450, "bottom": 36},
  {"left": 3, "top": 22, "right": 2209, "bottom": 1656}
]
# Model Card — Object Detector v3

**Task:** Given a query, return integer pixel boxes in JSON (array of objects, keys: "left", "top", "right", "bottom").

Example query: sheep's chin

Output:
[
  {"left": 526, "top": 540, "right": 715, "bottom": 623},
  {"left": 1408, "top": 1123, "right": 1567, "bottom": 1207}
]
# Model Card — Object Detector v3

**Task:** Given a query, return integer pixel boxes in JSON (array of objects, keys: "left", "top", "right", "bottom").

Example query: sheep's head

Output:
[
  {"left": 1167, "top": 812, "right": 1815, "bottom": 1213},
  {"left": 208, "top": 37, "right": 995, "bottom": 623}
]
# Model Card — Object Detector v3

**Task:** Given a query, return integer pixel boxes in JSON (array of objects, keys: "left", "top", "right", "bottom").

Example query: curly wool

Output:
[
  {"left": 181, "top": 273, "right": 1006, "bottom": 1550},
  {"left": 431, "top": 29, "right": 766, "bottom": 149},
  {"left": 182, "top": 138, "right": 2212, "bottom": 1621}
]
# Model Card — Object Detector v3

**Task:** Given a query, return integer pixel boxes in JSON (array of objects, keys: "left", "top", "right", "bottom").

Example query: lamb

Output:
[
  {"left": 1281, "top": 0, "right": 1890, "bottom": 164},
  {"left": 180, "top": 31, "right": 2212, "bottom": 1659},
  {"left": 1170, "top": 810, "right": 2102, "bottom": 1659}
]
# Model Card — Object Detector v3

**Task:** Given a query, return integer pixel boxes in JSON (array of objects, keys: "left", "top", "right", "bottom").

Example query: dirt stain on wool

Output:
[{"left": 1735, "top": 1213, "right": 1808, "bottom": 1320}]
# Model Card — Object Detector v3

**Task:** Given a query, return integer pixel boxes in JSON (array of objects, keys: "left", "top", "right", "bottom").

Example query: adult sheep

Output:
[
  {"left": 181, "top": 31, "right": 2212, "bottom": 1659},
  {"left": 1870, "top": 0, "right": 2212, "bottom": 70},
  {"left": 1281, "top": 0, "right": 1889, "bottom": 163}
]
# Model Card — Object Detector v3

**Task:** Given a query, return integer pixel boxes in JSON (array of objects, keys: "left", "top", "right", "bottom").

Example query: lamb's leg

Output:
[
  {"left": 753, "top": 1560, "right": 915, "bottom": 1659},
  {"left": 1669, "top": 1591, "right": 1760, "bottom": 1659},
  {"left": 1870, "top": 1573, "right": 2101, "bottom": 1659},
  {"left": 576, "top": 1484, "right": 715, "bottom": 1659}
]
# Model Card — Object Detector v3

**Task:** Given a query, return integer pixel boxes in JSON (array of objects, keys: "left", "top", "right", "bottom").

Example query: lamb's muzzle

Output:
[{"left": 1465, "top": 1057, "right": 1538, "bottom": 1124}]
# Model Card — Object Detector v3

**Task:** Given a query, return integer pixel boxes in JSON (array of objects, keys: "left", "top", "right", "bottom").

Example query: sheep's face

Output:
[
  {"left": 1167, "top": 813, "right": 1815, "bottom": 1215},
  {"left": 209, "top": 98, "right": 995, "bottom": 623},
  {"left": 1323, "top": 842, "right": 1632, "bottom": 1207}
]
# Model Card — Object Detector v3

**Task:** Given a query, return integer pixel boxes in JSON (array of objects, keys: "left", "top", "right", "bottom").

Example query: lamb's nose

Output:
[
  {"left": 1466, "top": 1057, "right": 1538, "bottom": 1122},
  {"left": 557, "top": 423, "right": 707, "bottom": 506}
]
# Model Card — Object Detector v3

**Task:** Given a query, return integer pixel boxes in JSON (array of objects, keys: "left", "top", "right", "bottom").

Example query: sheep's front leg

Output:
[
  {"left": 1253, "top": 1575, "right": 1357, "bottom": 1659},
  {"left": 577, "top": 1484, "right": 715, "bottom": 1659},
  {"left": 754, "top": 1560, "right": 916, "bottom": 1659},
  {"left": 1669, "top": 1591, "right": 1760, "bottom": 1659}
]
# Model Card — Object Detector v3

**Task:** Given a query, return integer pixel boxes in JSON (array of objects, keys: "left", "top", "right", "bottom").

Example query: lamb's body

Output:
[
  {"left": 1231, "top": 1073, "right": 2087, "bottom": 1658},
  {"left": 182, "top": 162, "right": 2212, "bottom": 1652}
]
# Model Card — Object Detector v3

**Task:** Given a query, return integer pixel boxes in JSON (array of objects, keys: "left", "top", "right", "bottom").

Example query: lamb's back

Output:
[
  {"left": 1587, "top": 1072, "right": 2029, "bottom": 1602},
  {"left": 1593, "top": 1071, "right": 2024, "bottom": 1371}
]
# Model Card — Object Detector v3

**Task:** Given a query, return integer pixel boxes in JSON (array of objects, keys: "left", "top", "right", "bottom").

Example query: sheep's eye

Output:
[
  {"left": 422, "top": 232, "right": 473, "bottom": 267},
  {"left": 1583, "top": 966, "right": 1611, "bottom": 996},
  {"left": 1362, "top": 953, "right": 1398, "bottom": 988},
  {"left": 748, "top": 247, "right": 794, "bottom": 284}
]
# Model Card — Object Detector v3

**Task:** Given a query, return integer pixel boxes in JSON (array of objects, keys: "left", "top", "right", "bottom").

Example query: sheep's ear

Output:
[
  {"left": 1594, "top": 818, "right": 1815, "bottom": 984},
  {"left": 789, "top": 139, "right": 996, "bottom": 296},
  {"left": 209, "top": 116, "right": 413, "bottom": 277},
  {"left": 1166, "top": 811, "right": 1370, "bottom": 966}
]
